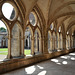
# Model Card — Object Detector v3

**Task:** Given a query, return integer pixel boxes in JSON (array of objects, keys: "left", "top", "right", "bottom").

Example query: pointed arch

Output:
[
  {"left": 25, "top": 25, "right": 33, "bottom": 36},
  {"left": 1, "top": 19, "right": 10, "bottom": 32},
  {"left": 34, "top": 27, "right": 42, "bottom": 54},
  {"left": 34, "top": 27, "right": 41, "bottom": 38},
  {"left": 32, "top": 4, "right": 46, "bottom": 28}
]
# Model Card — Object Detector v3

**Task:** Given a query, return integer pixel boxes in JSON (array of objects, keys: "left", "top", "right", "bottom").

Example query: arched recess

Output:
[
  {"left": 11, "top": 22, "right": 23, "bottom": 57},
  {"left": 34, "top": 28, "right": 42, "bottom": 55},
  {"left": 24, "top": 25, "right": 33, "bottom": 56},
  {"left": 0, "top": 19, "right": 10, "bottom": 61},
  {"left": 32, "top": 4, "right": 46, "bottom": 29}
]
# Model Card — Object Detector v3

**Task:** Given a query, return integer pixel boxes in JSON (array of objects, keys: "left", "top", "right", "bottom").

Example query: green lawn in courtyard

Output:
[
  {"left": 0, "top": 48, "right": 8, "bottom": 51},
  {"left": 24, "top": 49, "right": 31, "bottom": 55},
  {"left": 0, "top": 48, "right": 31, "bottom": 55}
]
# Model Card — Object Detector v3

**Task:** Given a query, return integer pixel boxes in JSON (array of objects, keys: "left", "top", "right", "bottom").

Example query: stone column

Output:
[
  {"left": 1, "top": 39, "right": 3, "bottom": 48},
  {"left": 54, "top": 37, "right": 55, "bottom": 50},
  {"left": 43, "top": 35, "right": 48, "bottom": 54},
  {"left": 8, "top": 33, "right": 12, "bottom": 59},
  {"left": 60, "top": 34, "right": 63, "bottom": 50},
  {"left": 11, "top": 24, "right": 21, "bottom": 57},
  {"left": 35, "top": 33, "right": 38, "bottom": 52},
  {"left": 4, "top": 40, "right": 6, "bottom": 47},
  {"left": 71, "top": 36, "right": 73, "bottom": 48},
  {"left": 50, "top": 36, "right": 53, "bottom": 52},
  {"left": 39, "top": 36, "right": 42, "bottom": 53},
  {"left": 55, "top": 37, "right": 57, "bottom": 51},
  {"left": 31, "top": 36, "right": 34, "bottom": 55},
  {"left": 66, "top": 35, "right": 68, "bottom": 49},
  {"left": 21, "top": 36, "right": 25, "bottom": 57},
  {"left": 69, "top": 36, "right": 71, "bottom": 49},
  {"left": 28, "top": 37, "right": 29, "bottom": 49},
  {"left": 57, "top": 33, "right": 61, "bottom": 51},
  {"left": 0, "top": 40, "right": 1, "bottom": 47},
  {"left": 63, "top": 37, "right": 66, "bottom": 50}
]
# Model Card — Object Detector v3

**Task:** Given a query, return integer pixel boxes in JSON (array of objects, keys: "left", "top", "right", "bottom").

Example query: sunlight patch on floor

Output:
[
  {"left": 60, "top": 56, "right": 68, "bottom": 59},
  {"left": 51, "top": 59, "right": 59, "bottom": 63},
  {"left": 38, "top": 70, "right": 47, "bottom": 75},
  {"left": 25, "top": 66, "right": 36, "bottom": 74},
  {"left": 62, "top": 61, "right": 68, "bottom": 65},
  {"left": 37, "top": 65, "right": 44, "bottom": 69}
]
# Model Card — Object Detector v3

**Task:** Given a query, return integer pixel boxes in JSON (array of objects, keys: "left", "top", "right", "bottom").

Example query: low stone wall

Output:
[{"left": 0, "top": 49, "right": 75, "bottom": 74}]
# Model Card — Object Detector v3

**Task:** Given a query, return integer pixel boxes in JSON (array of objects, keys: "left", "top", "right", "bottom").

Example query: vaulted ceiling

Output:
[{"left": 20, "top": 0, "right": 75, "bottom": 35}]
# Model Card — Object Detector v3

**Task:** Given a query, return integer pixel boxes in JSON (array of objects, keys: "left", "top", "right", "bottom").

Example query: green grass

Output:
[
  {"left": 0, "top": 52, "right": 8, "bottom": 55},
  {"left": 24, "top": 49, "right": 31, "bottom": 55},
  {"left": 0, "top": 48, "right": 8, "bottom": 55},
  {"left": 0, "top": 48, "right": 31, "bottom": 55},
  {"left": 0, "top": 48, "right": 8, "bottom": 51}
]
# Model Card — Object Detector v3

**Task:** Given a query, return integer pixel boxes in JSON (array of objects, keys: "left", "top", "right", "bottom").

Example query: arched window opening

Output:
[
  {"left": 0, "top": 20, "right": 8, "bottom": 61},
  {"left": 24, "top": 27, "right": 32, "bottom": 56},
  {"left": 11, "top": 23, "right": 22, "bottom": 57},
  {"left": 29, "top": 13, "right": 36, "bottom": 26},
  {"left": 2, "top": 3, "right": 16, "bottom": 21},
  {"left": 50, "top": 23, "right": 54, "bottom": 30},
  {"left": 59, "top": 26, "right": 61, "bottom": 32},
  {"left": 34, "top": 29, "right": 41, "bottom": 55}
]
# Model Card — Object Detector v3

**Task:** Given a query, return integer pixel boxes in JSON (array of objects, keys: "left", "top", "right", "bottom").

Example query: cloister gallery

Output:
[{"left": 0, "top": 0, "right": 75, "bottom": 74}]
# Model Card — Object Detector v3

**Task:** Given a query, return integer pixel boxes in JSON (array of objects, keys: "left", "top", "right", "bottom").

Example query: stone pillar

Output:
[
  {"left": 35, "top": 33, "right": 38, "bottom": 52},
  {"left": 50, "top": 36, "right": 53, "bottom": 52},
  {"left": 71, "top": 36, "right": 73, "bottom": 48},
  {"left": 53, "top": 36, "right": 55, "bottom": 50},
  {"left": 21, "top": 36, "right": 25, "bottom": 57},
  {"left": 43, "top": 35, "right": 48, "bottom": 54},
  {"left": 41, "top": 36, "right": 43, "bottom": 53},
  {"left": 28, "top": 37, "right": 29, "bottom": 48},
  {"left": 4, "top": 40, "right": 6, "bottom": 47},
  {"left": 0, "top": 40, "right": 1, "bottom": 47},
  {"left": 55, "top": 37, "right": 57, "bottom": 50},
  {"left": 2, "top": 40, "right": 3, "bottom": 48},
  {"left": 57, "top": 33, "right": 61, "bottom": 51},
  {"left": 39, "top": 36, "right": 42, "bottom": 53},
  {"left": 11, "top": 24, "right": 21, "bottom": 57},
  {"left": 60, "top": 34, "right": 63, "bottom": 50},
  {"left": 63, "top": 37, "right": 66, "bottom": 50},
  {"left": 66, "top": 35, "right": 68, "bottom": 49},
  {"left": 8, "top": 33, "right": 12, "bottom": 59},
  {"left": 31, "top": 36, "right": 34, "bottom": 55}
]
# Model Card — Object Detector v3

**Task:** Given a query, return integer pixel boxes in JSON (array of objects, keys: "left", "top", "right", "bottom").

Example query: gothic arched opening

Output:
[
  {"left": 34, "top": 29, "right": 41, "bottom": 55},
  {"left": 0, "top": 20, "right": 8, "bottom": 61},
  {"left": 24, "top": 27, "right": 32, "bottom": 56}
]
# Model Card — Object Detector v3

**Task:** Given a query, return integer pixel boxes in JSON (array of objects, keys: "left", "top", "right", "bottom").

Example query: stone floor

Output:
[
  {"left": 0, "top": 55, "right": 7, "bottom": 61},
  {"left": 2, "top": 52, "right": 75, "bottom": 75}
]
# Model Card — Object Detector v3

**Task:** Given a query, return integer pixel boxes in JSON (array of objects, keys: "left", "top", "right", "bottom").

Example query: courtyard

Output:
[{"left": 0, "top": 48, "right": 31, "bottom": 61}]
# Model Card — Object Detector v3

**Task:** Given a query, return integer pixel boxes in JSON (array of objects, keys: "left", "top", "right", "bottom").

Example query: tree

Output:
[{"left": 0, "top": 27, "right": 6, "bottom": 32}]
